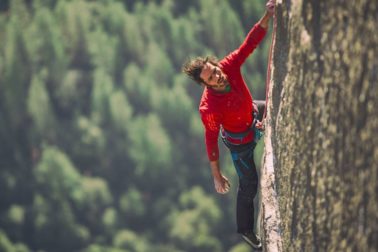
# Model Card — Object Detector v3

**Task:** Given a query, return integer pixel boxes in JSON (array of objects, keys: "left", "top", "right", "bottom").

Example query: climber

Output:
[{"left": 182, "top": 0, "right": 275, "bottom": 249}]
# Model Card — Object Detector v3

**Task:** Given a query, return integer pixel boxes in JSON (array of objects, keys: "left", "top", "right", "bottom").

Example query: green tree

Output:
[
  {"left": 167, "top": 186, "right": 223, "bottom": 252},
  {"left": 83, "top": 244, "right": 127, "bottom": 252},
  {"left": 34, "top": 146, "right": 82, "bottom": 201},
  {"left": 109, "top": 90, "right": 133, "bottom": 135},
  {"left": 169, "top": 14, "right": 203, "bottom": 67},
  {"left": 99, "top": 1, "right": 129, "bottom": 81},
  {"left": 27, "top": 70, "right": 57, "bottom": 140},
  {"left": 55, "top": 0, "right": 93, "bottom": 69},
  {"left": 73, "top": 177, "right": 114, "bottom": 238},
  {"left": 91, "top": 68, "right": 115, "bottom": 123},
  {"left": 2, "top": 16, "right": 31, "bottom": 128},
  {"left": 32, "top": 194, "right": 90, "bottom": 252},
  {"left": 229, "top": 0, "right": 265, "bottom": 30},
  {"left": 56, "top": 68, "right": 93, "bottom": 118},
  {"left": 73, "top": 116, "right": 106, "bottom": 168},
  {"left": 27, "top": 7, "right": 67, "bottom": 86},
  {"left": 88, "top": 28, "right": 118, "bottom": 76},
  {"left": 199, "top": 0, "right": 244, "bottom": 56},
  {"left": 127, "top": 113, "right": 172, "bottom": 179},
  {"left": 137, "top": 0, "right": 174, "bottom": 52},
  {"left": 102, "top": 207, "right": 118, "bottom": 237},
  {"left": 150, "top": 82, "right": 194, "bottom": 134},
  {"left": 113, "top": 229, "right": 150, "bottom": 252},
  {"left": 32, "top": 147, "right": 90, "bottom": 251},
  {"left": 119, "top": 187, "right": 145, "bottom": 220},
  {"left": 120, "top": 11, "right": 146, "bottom": 65},
  {"left": 2, "top": 205, "right": 25, "bottom": 242},
  {"left": 123, "top": 63, "right": 151, "bottom": 114},
  {"left": 32, "top": 146, "right": 116, "bottom": 250},
  {"left": 0, "top": 230, "right": 29, "bottom": 252},
  {"left": 100, "top": 1, "right": 127, "bottom": 35},
  {"left": 144, "top": 42, "right": 174, "bottom": 86}
]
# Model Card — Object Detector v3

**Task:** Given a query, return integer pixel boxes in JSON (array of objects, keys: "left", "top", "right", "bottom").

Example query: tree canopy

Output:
[{"left": 0, "top": 0, "right": 269, "bottom": 251}]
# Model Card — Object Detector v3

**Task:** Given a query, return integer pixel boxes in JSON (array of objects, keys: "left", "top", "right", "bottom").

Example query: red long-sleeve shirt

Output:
[{"left": 199, "top": 24, "right": 267, "bottom": 161}]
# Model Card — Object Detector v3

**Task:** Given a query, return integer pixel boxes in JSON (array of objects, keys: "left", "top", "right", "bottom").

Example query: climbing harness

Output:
[{"left": 220, "top": 110, "right": 263, "bottom": 147}]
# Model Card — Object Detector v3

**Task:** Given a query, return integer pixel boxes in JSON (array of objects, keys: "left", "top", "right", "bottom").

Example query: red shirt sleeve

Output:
[
  {"left": 200, "top": 112, "right": 222, "bottom": 161},
  {"left": 221, "top": 24, "right": 267, "bottom": 69}
]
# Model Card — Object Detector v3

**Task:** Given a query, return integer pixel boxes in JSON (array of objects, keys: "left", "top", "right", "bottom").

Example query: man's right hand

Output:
[
  {"left": 210, "top": 160, "right": 231, "bottom": 194},
  {"left": 213, "top": 174, "right": 231, "bottom": 194}
]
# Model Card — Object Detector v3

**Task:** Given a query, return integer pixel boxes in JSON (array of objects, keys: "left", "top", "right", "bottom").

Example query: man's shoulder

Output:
[
  {"left": 199, "top": 92, "right": 217, "bottom": 114},
  {"left": 219, "top": 51, "right": 241, "bottom": 73},
  {"left": 199, "top": 96, "right": 210, "bottom": 114}
]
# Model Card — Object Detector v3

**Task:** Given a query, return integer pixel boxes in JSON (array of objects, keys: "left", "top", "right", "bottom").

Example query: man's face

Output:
[{"left": 200, "top": 62, "right": 228, "bottom": 88}]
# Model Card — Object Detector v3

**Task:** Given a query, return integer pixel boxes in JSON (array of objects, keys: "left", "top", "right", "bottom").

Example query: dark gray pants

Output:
[{"left": 224, "top": 100, "right": 265, "bottom": 233}]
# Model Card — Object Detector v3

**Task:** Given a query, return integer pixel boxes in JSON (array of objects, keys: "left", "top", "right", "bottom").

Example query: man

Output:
[{"left": 182, "top": 1, "right": 275, "bottom": 249}]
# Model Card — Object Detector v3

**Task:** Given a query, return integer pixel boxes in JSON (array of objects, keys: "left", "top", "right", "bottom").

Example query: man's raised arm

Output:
[{"left": 259, "top": 10, "right": 273, "bottom": 30}]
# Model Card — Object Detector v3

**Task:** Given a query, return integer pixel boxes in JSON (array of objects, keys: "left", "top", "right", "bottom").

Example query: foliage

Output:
[{"left": 0, "top": 0, "right": 269, "bottom": 251}]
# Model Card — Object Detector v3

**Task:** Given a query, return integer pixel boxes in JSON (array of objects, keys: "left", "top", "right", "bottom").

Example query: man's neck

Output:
[{"left": 211, "top": 83, "right": 231, "bottom": 93}]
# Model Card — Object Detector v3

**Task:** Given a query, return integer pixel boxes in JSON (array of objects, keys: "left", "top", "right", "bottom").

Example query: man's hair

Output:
[{"left": 182, "top": 56, "right": 219, "bottom": 86}]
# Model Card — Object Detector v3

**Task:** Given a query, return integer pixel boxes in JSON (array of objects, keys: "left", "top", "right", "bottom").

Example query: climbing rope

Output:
[{"left": 263, "top": 7, "right": 277, "bottom": 120}]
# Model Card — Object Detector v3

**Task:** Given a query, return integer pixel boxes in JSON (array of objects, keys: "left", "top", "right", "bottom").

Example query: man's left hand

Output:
[
  {"left": 266, "top": 0, "right": 276, "bottom": 14},
  {"left": 255, "top": 120, "right": 265, "bottom": 131}
]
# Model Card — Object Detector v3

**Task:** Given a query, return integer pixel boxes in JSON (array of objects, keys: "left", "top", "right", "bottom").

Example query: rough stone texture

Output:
[
  {"left": 261, "top": 0, "right": 378, "bottom": 251},
  {"left": 260, "top": 121, "right": 283, "bottom": 252}
]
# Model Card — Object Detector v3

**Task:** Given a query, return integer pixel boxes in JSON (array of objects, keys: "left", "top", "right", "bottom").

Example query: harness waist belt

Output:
[{"left": 220, "top": 111, "right": 261, "bottom": 145}]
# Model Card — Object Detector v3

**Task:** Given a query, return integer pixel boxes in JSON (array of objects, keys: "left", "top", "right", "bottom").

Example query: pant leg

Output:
[{"left": 229, "top": 144, "right": 259, "bottom": 234}]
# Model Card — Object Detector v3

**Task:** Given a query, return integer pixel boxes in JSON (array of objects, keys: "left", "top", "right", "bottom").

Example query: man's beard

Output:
[{"left": 215, "top": 76, "right": 228, "bottom": 88}]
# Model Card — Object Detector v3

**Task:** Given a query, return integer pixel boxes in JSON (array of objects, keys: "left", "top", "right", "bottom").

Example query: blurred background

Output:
[{"left": 0, "top": 0, "right": 271, "bottom": 251}]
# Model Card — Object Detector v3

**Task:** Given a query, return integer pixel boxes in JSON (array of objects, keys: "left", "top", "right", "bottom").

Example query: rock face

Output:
[{"left": 261, "top": 0, "right": 378, "bottom": 251}]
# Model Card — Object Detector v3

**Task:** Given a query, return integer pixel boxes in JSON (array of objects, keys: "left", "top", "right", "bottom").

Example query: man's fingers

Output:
[
  {"left": 216, "top": 185, "right": 223, "bottom": 194},
  {"left": 222, "top": 178, "right": 230, "bottom": 191},
  {"left": 225, "top": 180, "right": 231, "bottom": 189},
  {"left": 256, "top": 120, "right": 265, "bottom": 131},
  {"left": 214, "top": 176, "right": 231, "bottom": 194},
  {"left": 215, "top": 184, "right": 229, "bottom": 194},
  {"left": 266, "top": 0, "right": 275, "bottom": 14},
  {"left": 217, "top": 188, "right": 226, "bottom": 194},
  {"left": 223, "top": 181, "right": 230, "bottom": 193}
]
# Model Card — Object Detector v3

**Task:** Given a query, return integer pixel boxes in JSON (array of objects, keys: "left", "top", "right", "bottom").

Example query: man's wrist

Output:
[
  {"left": 258, "top": 12, "right": 271, "bottom": 30},
  {"left": 209, "top": 160, "right": 222, "bottom": 178},
  {"left": 211, "top": 169, "right": 222, "bottom": 179}
]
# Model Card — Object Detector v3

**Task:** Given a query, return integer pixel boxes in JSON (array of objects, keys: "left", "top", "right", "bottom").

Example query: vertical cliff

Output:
[{"left": 261, "top": 0, "right": 378, "bottom": 251}]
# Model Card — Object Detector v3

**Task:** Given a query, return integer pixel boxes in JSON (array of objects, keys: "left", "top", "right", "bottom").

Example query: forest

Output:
[{"left": 0, "top": 0, "right": 272, "bottom": 251}]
